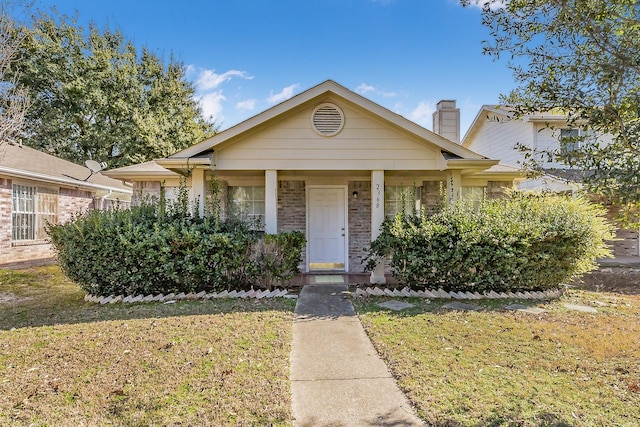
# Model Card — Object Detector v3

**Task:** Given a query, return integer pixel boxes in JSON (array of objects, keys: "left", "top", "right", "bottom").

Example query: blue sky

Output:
[{"left": 32, "top": 0, "right": 514, "bottom": 136}]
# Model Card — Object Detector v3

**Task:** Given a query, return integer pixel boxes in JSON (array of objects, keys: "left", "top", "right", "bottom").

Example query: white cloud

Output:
[
  {"left": 197, "top": 91, "right": 226, "bottom": 122},
  {"left": 187, "top": 67, "right": 254, "bottom": 125},
  {"left": 196, "top": 69, "right": 253, "bottom": 91},
  {"left": 356, "top": 83, "right": 376, "bottom": 94},
  {"left": 355, "top": 83, "right": 397, "bottom": 98},
  {"left": 410, "top": 101, "right": 436, "bottom": 129},
  {"left": 236, "top": 99, "right": 257, "bottom": 111},
  {"left": 267, "top": 84, "right": 300, "bottom": 104}
]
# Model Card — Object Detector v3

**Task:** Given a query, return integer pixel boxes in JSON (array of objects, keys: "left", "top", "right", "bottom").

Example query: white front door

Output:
[{"left": 308, "top": 187, "right": 347, "bottom": 271}]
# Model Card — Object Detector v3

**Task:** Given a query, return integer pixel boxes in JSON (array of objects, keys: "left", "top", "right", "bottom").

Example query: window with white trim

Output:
[
  {"left": 228, "top": 186, "right": 265, "bottom": 228},
  {"left": 12, "top": 185, "right": 58, "bottom": 241},
  {"left": 385, "top": 186, "right": 421, "bottom": 218},
  {"left": 560, "top": 128, "right": 594, "bottom": 155}
]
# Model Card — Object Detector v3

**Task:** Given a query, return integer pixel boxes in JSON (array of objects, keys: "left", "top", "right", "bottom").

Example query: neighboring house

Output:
[
  {"left": 462, "top": 105, "right": 638, "bottom": 257},
  {"left": 0, "top": 143, "right": 133, "bottom": 268},
  {"left": 104, "top": 80, "right": 521, "bottom": 283}
]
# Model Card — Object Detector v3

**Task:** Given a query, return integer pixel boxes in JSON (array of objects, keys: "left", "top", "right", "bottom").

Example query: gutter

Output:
[{"left": 0, "top": 166, "right": 133, "bottom": 194}]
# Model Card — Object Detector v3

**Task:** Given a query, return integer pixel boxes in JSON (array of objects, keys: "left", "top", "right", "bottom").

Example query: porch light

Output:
[{"left": 352, "top": 191, "right": 358, "bottom": 199}]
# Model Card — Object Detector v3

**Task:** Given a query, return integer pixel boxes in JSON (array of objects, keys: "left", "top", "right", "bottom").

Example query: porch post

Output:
[
  {"left": 265, "top": 170, "right": 278, "bottom": 234},
  {"left": 447, "top": 170, "right": 462, "bottom": 206},
  {"left": 370, "top": 170, "right": 386, "bottom": 284},
  {"left": 192, "top": 167, "right": 206, "bottom": 217}
]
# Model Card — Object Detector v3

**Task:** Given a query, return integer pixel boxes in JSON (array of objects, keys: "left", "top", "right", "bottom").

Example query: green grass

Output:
[
  {"left": 354, "top": 291, "right": 640, "bottom": 427},
  {"left": 0, "top": 266, "right": 295, "bottom": 426}
]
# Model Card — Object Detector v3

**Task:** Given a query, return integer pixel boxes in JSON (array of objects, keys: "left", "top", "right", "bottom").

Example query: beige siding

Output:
[
  {"left": 465, "top": 117, "right": 532, "bottom": 167},
  {"left": 215, "top": 103, "right": 440, "bottom": 171},
  {"left": 533, "top": 125, "right": 615, "bottom": 169}
]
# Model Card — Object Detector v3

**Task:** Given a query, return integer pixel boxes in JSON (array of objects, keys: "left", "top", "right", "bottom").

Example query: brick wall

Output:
[
  {"left": 613, "top": 228, "right": 639, "bottom": 257},
  {"left": 0, "top": 179, "right": 96, "bottom": 268},
  {"left": 0, "top": 177, "right": 20, "bottom": 265},
  {"left": 277, "top": 180, "right": 306, "bottom": 269},
  {"left": 348, "top": 181, "right": 371, "bottom": 273},
  {"left": 132, "top": 181, "right": 162, "bottom": 205},
  {"left": 59, "top": 188, "right": 94, "bottom": 222},
  {"left": 421, "top": 180, "right": 445, "bottom": 215},
  {"left": 602, "top": 203, "right": 639, "bottom": 257}
]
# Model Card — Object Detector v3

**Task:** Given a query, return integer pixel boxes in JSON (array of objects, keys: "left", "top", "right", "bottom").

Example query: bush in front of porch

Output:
[
  {"left": 46, "top": 196, "right": 305, "bottom": 297},
  {"left": 365, "top": 192, "right": 614, "bottom": 292}
]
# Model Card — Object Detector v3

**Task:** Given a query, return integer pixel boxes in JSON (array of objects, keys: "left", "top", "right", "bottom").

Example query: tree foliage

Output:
[
  {"left": 7, "top": 9, "right": 215, "bottom": 167},
  {"left": 0, "top": 3, "right": 28, "bottom": 150},
  {"left": 465, "top": 0, "right": 640, "bottom": 226}
]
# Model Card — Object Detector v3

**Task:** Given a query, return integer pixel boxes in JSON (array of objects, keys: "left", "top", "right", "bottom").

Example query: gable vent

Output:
[{"left": 312, "top": 103, "right": 344, "bottom": 136}]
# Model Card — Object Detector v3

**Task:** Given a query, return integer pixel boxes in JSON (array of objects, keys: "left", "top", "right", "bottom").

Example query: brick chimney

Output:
[{"left": 432, "top": 100, "right": 460, "bottom": 143}]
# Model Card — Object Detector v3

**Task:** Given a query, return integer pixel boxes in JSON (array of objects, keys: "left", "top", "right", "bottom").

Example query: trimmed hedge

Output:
[
  {"left": 365, "top": 193, "right": 614, "bottom": 292},
  {"left": 47, "top": 201, "right": 305, "bottom": 297}
]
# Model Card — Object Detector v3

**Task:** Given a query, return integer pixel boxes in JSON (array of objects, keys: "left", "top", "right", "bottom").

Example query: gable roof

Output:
[
  {"left": 462, "top": 105, "right": 571, "bottom": 148},
  {"left": 167, "top": 80, "right": 488, "bottom": 162},
  {"left": 0, "top": 143, "right": 132, "bottom": 194},
  {"left": 461, "top": 105, "right": 511, "bottom": 148}
]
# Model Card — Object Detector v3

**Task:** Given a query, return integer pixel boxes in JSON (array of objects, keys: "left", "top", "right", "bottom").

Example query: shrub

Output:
[
  {"left": 365, "top": 193, "right": 614, "bottom": 292},
  {"left": 251, "top": 231, "right": 306, "bottom": 290},
  {"left": 47, "top": 197, "right": 305, "bottom": 296}
]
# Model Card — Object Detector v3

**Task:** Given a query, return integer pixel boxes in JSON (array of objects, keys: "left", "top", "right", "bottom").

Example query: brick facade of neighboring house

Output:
[
  {"left": 0, "top": 177, "right": 97, "bottom": 268},
  {"left": 0, "top": 143, "right": 132, "bottom": 269},
  {"left": 602, "top": 202, "right": 639, "bottom": 257}
]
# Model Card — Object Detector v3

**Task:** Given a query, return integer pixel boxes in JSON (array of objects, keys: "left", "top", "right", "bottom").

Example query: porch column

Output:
[
  {"left": 192, "top": 167, "right": 206, "bottom": 217},
  {"left": 370, "top": 170, "right": 386, "bottom": 284},
  {"left": 265, "top": 170, "right": 278, "bottom": 234},
  {"left": 447, "top": 170, "right": 462, "bottom": 206}
]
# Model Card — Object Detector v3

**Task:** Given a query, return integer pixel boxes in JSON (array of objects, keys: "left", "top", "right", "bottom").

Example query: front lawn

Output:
[
  {"left": 0, "top": 266, "right": 295, "bottom": 426},
  {"left": 355, "top": 290, "right": 640, "bottom": 426}
]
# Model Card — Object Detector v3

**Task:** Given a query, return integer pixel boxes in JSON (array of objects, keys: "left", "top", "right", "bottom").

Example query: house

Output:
[
  {"left": 104, "top": 80, "right": 521, "bottom": 283},
  {"left": 462, "top": 105, "right": 639, "bottom": 257},
  {"left": 0, "top": 142, "right": 133, "bottom": 268}
]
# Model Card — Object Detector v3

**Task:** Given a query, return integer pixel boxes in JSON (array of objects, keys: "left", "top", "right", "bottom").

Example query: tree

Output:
[
  {"left": 7, "top": 10, "right": 215, "bottom": 168},
  {"left": 0, "top": 3, "right": 28, "bottom": 151},
  {"left": 464, "top": 0, "right": 640, "bottom": 226}
]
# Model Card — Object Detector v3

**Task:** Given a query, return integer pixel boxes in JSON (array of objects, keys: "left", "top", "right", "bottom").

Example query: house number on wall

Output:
[{"left": 375, "top": 183, "right": 381, "bottom": 209}]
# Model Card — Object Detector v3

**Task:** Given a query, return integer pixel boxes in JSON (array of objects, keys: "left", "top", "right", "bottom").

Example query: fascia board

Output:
[{"left": 0, "top": 166, "right": 132, "bottom": 194}]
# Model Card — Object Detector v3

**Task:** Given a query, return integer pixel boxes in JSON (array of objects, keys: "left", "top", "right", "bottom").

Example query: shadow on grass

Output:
[
  {"left": 1, "top": 296, "right": 297, "bottom": 330},
  {"left": 0, "top": 266, "right": 296, "bottom": 330}
]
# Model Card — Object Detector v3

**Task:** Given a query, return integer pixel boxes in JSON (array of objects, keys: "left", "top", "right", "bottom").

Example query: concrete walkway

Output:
[{"left": 290, "top": 284, "right": 424, "bottom": 427}]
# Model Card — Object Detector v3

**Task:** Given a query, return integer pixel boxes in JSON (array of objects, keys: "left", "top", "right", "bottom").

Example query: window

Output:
[
  {"left": 385, "top": 186, "right": 421, "bottom": 218},
  {"left": 560, "top": 128, "right": 594, "bottom": 155},
  {"left": 228, "top": 186, "right": 265, "bottom": 228},
  {"left": 461, "top": 186, "right": 486, "bottom": 209},
  {"left": 12, "top": 185, "right": 58, "bottom": 241}
]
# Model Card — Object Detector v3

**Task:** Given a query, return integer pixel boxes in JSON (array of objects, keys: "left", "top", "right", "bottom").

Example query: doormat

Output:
[{"left": 313, "top": 275, "right": 345, "bottom": 284}]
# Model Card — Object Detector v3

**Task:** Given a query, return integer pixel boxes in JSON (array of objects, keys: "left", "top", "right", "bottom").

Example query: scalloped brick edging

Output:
[
  {"left": 352, "top": 286, "right": 564, "bottom": 300},
  {"left": 84, "top": 288, "right": 296, "bottom": 305}
]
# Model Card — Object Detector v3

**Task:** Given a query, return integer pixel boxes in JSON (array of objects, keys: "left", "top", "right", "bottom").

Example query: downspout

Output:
[{"left": 100, "top": 190, "right": 113, "bottom": 210}]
